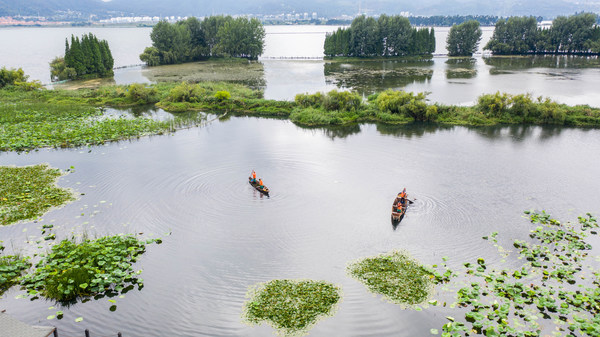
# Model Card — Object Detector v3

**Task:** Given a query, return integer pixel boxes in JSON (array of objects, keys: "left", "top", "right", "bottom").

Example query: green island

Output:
[
  {"left": 243, "top": 279, "right": 341, "bottom": 336},
  {"left": 0, "top": 164, "right": 76, "bottom": 226}
]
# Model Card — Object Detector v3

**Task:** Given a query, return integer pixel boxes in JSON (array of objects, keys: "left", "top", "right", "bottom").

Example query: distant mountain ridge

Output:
[{"left": 0, "top": 0, "right": 598, "bottom": 19}]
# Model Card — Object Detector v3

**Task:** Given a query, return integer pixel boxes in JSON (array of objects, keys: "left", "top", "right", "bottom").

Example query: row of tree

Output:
[
  {"left": 139, "top": 16, "right": 265, "bottom": 66},
  {"left": 50, "top": 33, "right": 114, "bottom": 81},
  {"left": 324, "top": 15, "right": 435, "bottom": 57},
  {"left": 485, "top": 13, "right": 600, "bottom": 55}
]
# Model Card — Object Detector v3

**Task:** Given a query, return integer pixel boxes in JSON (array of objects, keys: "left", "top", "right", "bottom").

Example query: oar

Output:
[{"left": 407, "top": 198, "right": 416, "bottom": 204}]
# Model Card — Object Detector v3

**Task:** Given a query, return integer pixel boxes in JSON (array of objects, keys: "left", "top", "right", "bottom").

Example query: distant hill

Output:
[
  {"left": 0, "top": 0, "right": 105, "bottom": 17},
  {"left": 0, "top": 0, "right": 598, "bottom": 19}
]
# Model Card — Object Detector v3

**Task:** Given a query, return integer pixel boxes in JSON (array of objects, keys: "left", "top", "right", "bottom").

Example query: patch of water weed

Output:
[
  {"left": 440, "top": 211, "right": 600, "bottom": 336},
  {"left": 0, "top": 164, "right": 76, "bottom": 226},
  {"left": 0, "top": 99, "right": 172, "bottom": 152},
  {"left": 0, "top": 242, "right": 31, "bottom": 296},
  {"left": 347, "top": 251, "right": 447, "bottom": 306},
  {"left": 243, "top": 279, "right": 341, "bottom": 336},
  {"left": 20, "top": 234, "right": 162, "bottom": 306}
]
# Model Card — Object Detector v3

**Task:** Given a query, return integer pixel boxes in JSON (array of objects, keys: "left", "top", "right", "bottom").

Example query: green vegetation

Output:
[
  {"left": 0, "top": 242, "right": 30, "bottom": 296},
  {"left": 485, "top": 13, "right": 600, "bottom": 55},
  {"left": 0, "top": 165, "right": 75, "bottom": 226},
  {"left": 21, "top": 234, "right": 161, "bottom": 304},
  {"left": 244, "top": 279, "right": 341, "bottom": 336},
  {"left": 324, "top": 15, "right": 435, "bottom": 57},
  {"left": 441, "top": 211, "right": 600, "bottom": 336},
  {"left": 0, "top": 67, "right": 42, "bottom": 91},
  {"left": 446, "top": 20, "right": 483, "bottom": 57},
  {"left": 0, "top": 85, "right": 174, "bottom": 151},
  {"left": 2, "top": 74, "right": 600, "bottom": 153},
  {"left": 140, "top": 16, "right": 265, "bottom": 66},
  {"left": 347, "top": 251, "right": 449, "bottom": 305},
  {"left": 50, "top": 33, "right": 114, "bottom": 81}
]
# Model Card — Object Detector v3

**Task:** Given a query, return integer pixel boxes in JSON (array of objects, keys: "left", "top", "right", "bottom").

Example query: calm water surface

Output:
[
  {"left": 1, "top": 24, "right": 600, "bottom": 336},
  {"left": 1, "top": 118, "right": 599, "bottom": 336},
  {"left": 1, "top": 25, "right": 600, "bottom": 106}
]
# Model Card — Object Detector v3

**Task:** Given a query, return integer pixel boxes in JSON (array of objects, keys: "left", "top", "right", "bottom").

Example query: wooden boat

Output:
[
  {"left": 249, "top": 177, "right": 269, "bottom": 195},
  {"left": 391, "top": 196, "right": 408, "bottom": 222}
]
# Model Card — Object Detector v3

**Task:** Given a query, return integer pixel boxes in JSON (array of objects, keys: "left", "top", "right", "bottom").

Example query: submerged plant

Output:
[
  {"left": 20, "top": 234, "right": 161, "bottom": 305},
  {"left": 244, "top": 279, "right": 341, "bottom": 336},
  {"left": 348, "top": 251, "right": 445, "bottom": 305},
  {"left": 0, "top": 164, "right": 76, "bottom": 226}
]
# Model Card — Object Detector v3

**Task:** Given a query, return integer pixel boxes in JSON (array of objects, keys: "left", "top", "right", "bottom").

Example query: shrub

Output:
[
  {"left": 0, "top": 67, "right": 29, "bottom": 88},
  {"left": 294, "top": 90, "right": 361, "bottom": 112},
  {"left": 477, "top": 92, "right": 511, "bottom": 117},
  {"left": 126, "top": 83, "right": 158, "bottom": 103},
  {"left": 166, "top": 82, "right": 206, "bottom": 103},
  {"left": 295, "top": 92, "right": 323, "bottom": 108},
  {"left": 376, "top": 90, "right": 432, "bottom": 121},
  {"left": 214, "top": 90, "right": 231, "bottom": 101},
  {"left": 509, "top": 93, "right": 539, "bottom": 118}
]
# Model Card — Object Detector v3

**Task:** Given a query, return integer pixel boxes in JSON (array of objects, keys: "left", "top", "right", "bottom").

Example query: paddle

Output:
[{"left": 407, "top": 198, "right": 416, "bottom": 204}]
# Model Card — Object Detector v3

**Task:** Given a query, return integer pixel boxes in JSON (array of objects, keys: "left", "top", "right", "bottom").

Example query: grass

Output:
[
  {"left": 244, "top": 279, "right": 341, "bottom": 336},
  {"left": 0, "top": 164, "right": 76, "bottom": 226},
  {"left": 347, "top": 251, "right": 436, "bottom": 305},
  {"left": 20, "top": 234, "right": 161, "bottom": 305}
]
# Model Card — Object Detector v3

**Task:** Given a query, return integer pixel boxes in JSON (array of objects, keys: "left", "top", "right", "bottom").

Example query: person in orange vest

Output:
[
  {"left": 258, "top": 178, "right": 264, "bottom": 189},
  {"left": 251, "top": 170, "right": 257, "bottom": 183},
  {"left": 398, "top": 188, "right": 407, "bottom": 207}
]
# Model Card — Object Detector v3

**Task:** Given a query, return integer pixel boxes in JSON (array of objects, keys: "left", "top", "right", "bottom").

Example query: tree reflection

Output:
[
  {"left": 483, "top": 55, "right": 600, "bottom": 70},
  {"left": 375, "top": 122, "right": 453, "bottom": 138},
  {"left": 295, "top": 123, "right": 362, "bottom": 140},
  {"left": 323, "top": 58, "right": 434, "bottom": 96},
  {"left": 445, "top": 57, "right": 477, "bottom": 79}
]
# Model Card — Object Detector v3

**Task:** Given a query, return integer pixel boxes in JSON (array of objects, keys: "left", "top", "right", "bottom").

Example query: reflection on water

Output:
[
  {"left": 295, "top": 123, "right": 362, "bottom": 140},
  {"left": 324, "top": 58, "right": 434, "bottom": 95},
  {"left": 375, "top": 122, "right": 453, "bottom": 138},
  {"left": 484, "top": 55, "right": 600, "bottom": 70},
  {"left": 445, "top": 57, "right": 477, "bottom": 79}
]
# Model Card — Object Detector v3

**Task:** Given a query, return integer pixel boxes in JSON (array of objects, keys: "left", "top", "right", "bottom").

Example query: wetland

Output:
[{"left": 1, "top": 24, "right": 600, "bottom": 336}]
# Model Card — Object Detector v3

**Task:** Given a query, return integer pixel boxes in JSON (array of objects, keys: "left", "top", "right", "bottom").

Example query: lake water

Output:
[
  {"left": 1, "top": 24, "right": 600, "bottom": 337},
  {"left": 1, "top": 119, "right": 600, "bottom": 336},
  {"left": 1, "top": 25, "right": 600, "bottom": 106}
]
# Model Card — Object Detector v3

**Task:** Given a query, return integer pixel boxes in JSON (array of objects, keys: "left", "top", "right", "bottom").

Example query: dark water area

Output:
[{"left": 1, "top": 117, "right": 599, "bottom": 336}]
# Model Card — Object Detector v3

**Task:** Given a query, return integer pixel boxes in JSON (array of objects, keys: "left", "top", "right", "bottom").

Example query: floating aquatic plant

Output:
[
  {"left": 441, "top": 211, "right": 600, "bottom": 336},
  {"left": 0, "top": 241, "right": 31, "bottom": 296},
  {"left": 0, "top": 164, "right": 76, "bottom": 226},
  {"left": 348, "top": 251, "right": 448, "bottom": 306},
  {"left": 243, "top": 279, "right": 341, "bottom": 336},
  {"left": 20, "top": 234, "right": 161, "bottom": 305}
]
